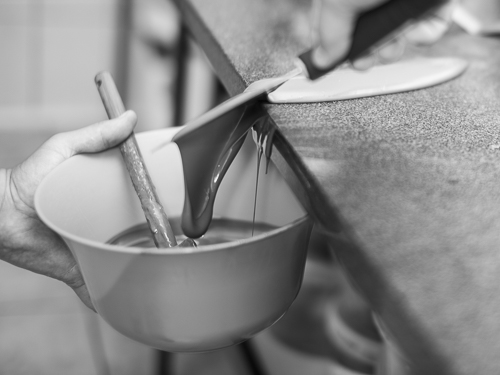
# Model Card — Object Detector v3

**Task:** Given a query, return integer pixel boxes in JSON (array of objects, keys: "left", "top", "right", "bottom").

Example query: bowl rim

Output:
[
  {"left": 34, "top": 128, "right": 311, "bottom": 255},
  {"left": 35, "top": 193, "right": 310, "bottom": 254}
]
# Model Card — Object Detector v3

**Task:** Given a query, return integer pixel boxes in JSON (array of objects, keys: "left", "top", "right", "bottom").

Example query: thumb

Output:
[
  {"left": 11, "top": 110, "right": 137, "bottom": 206},
  {"left": 59, "top": 110, "right": 138, "bottom": 157}
]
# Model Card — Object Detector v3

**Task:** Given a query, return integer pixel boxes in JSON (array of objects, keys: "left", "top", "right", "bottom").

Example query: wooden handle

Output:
[{"left": 95, "top": 71, "right": 178, "bottom": 248}]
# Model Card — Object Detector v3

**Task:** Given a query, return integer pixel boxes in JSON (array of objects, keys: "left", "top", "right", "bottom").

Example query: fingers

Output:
[
  {"left": 377, "top": 36, "right": 405, "bottom": 63},
  {"left": 73, "top": 284, "right": 96, "bottom": 312},
  {"left": 312, "top": 0, "right": 454, "bottom": 71},
  {"left": 0, "top": 213, "right": 96, "bottom": 311},
  {"left": 61, "top": 262, "right": 96, "bottom": 312},
  {"left": 311, "top": 0, "right": 357, "bottom": 68},
  {"left": 25, "top": 110, "right": 136, "bottom": 174},
  {"left": 405, "top": 1, "right": 455, "bottom": 45},
  {"left": 9, "top": 110, "right": 137, "bottom": 207},
  {"left": 52, "top": 256, "right": 95, "bottom": 312},
  {"left": 4, "top": 106, "right": 134, "bottom": 316},
  {"left": 350, "top": 35, "right": 406, "bottom": 69},
  {"left": 312, "top": 0, "right": 389, "bottom": 68},
  {"left": 403, "top": 13, "right": 451, "bottom": 45},
  {"left": 62, "top": 110, "right": 137, "bottom": 157}
]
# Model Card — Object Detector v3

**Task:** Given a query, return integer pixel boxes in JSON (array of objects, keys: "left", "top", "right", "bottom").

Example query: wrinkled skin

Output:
[{"left": 0, "top": 111, "right": 137, "bottom": 311}]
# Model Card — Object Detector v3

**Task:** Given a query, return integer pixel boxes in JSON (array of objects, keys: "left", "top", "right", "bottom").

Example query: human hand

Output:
[
  {"left": 0, "top": 111, "right": 137, "bottom": 311},
  {"left": 311, "top": 0, "right": 456, "bottom": 70}
]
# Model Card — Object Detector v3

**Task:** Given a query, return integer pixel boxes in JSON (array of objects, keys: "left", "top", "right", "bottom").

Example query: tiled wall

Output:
[{"left": 0, "top": 0, "right": 120, "bottom": 131}]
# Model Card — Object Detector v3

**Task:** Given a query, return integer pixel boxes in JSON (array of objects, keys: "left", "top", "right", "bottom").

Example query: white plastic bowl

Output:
[{"left": 35, "top": 128, "right": 312, "bottom": 352}]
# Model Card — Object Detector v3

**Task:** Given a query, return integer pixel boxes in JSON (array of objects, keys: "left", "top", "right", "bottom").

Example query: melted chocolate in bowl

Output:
[{"left": 108, "top": 218, "right": 277, "bottom": 247}]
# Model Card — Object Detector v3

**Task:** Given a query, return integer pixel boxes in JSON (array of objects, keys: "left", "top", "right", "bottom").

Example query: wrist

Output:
[
  {"left": 0, "top": 168, "right": 16, "bottom": 252},
  {"left": 0, "top": 169, "right": 9, "bottom": 249},
  {"left": 0, "top": 168, "right": 10, "bottom": 217}
]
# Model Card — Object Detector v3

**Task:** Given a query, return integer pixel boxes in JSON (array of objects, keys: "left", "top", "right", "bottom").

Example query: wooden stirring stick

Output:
[{"left": 95, "top": 71, "right": 178, "bottom": 248}]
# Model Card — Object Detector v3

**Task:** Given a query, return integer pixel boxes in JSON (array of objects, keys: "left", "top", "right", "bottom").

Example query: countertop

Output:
[{"left": 173, "top": 0, "right": 500, "bottom": 373}]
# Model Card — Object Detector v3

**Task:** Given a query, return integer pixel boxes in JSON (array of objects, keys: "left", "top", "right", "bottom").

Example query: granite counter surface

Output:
[{"left": 175, "top": 0, "right": 500, "bottom": 373}]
